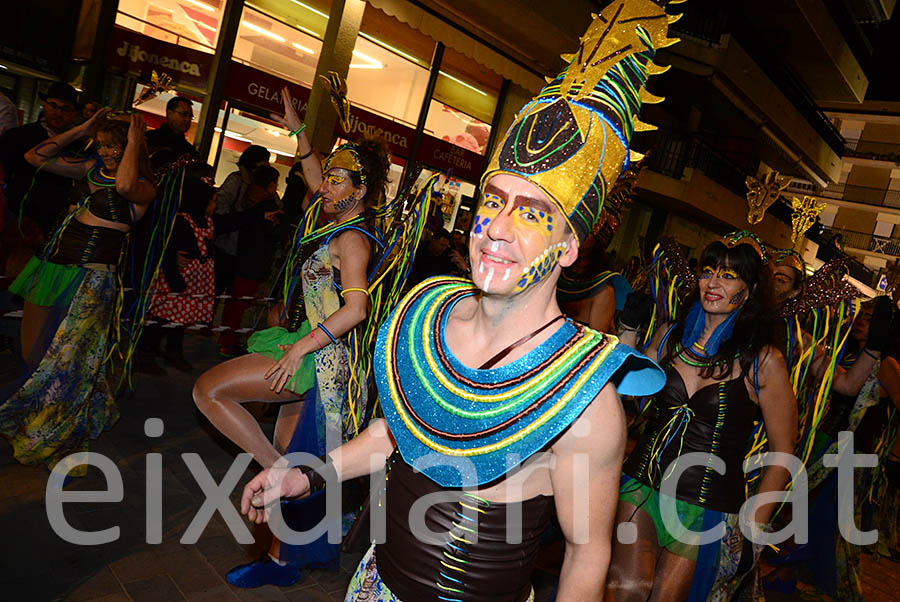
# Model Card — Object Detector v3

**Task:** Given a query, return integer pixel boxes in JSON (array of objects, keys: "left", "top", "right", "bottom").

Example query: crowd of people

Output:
[{"left": 1, "top": 2, "right": 900, "bottom": 601}]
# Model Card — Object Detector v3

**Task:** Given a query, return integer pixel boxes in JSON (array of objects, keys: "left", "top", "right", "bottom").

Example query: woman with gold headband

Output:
[
  {"left": 608, "top": 232, "right": 798, "bottom": 601},
  {"left": 1, "top": 111, "right": 157, "bottom": 475},
  {"left": 762, "top": 249, "right": 893, "bottom": 600},
  {"left": 192, "top": 88, "right": 391, "bottom": 586}
]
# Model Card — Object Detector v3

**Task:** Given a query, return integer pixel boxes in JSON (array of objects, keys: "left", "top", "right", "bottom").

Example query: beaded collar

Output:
[{"left": 375, "top": 276, "right": 666, "bottom": 487}]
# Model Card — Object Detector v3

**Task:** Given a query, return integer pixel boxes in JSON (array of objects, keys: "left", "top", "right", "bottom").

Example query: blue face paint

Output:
[{"left": 513, "top": 241, "right": 568, "bottom": 293}]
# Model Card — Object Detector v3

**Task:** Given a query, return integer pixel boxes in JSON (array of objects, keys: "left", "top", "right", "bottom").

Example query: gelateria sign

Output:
[
  {"left": 108, "top": 27, "right": 210, "bottom": 91},
  {"left": 226, "top": 62, "right": 483, "bottom": 181}
]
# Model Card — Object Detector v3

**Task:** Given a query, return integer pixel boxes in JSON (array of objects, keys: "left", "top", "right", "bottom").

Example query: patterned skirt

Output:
[
  {"left": 0, "top": 270, "right": 120, "bottom": 475},
  {"left": 344, "top": 545, "right": 535, "bottom": 602}
]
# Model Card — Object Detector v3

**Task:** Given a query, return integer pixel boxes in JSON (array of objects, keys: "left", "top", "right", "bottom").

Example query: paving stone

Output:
[
  {"left": 78, "top": 594, "right": 131, "bottom": 602},
  {"left": 234, "top": 584, "right": 289, "bottom": 601},
  {"left": 184, "top": 585, "right": 241, "bottom": 601},
  {"left": 66, "top": 567, "right": 125, "bottom": 602},
  {"left": 167, "top": 554, "right": 225, "bottom": 594},
  {"left": 109, "top": 548, "right": 170, "bottom": 582},
  {"left": 305, "top": 568, "right": 352, "bottom": 594},
  {"left": 283, "top": 583, "right": 334, "bottom": 602},
  {"left": 123, "top": 574, "right": 185, "bottom": 602}
]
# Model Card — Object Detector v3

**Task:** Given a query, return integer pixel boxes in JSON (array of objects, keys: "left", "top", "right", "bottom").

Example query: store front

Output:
[{"left": 110, "top": 0, "right": 502, "bottom": 230}]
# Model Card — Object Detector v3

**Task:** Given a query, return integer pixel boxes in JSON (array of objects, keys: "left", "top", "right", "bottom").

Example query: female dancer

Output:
[
  {"left": 1, "top": 112, "right": 156, "bottom": 473},
  {"left": 192, "top": 89, "right": 390, "bottom": 585},
  {"left": 607, "top": 234, "right": 798, "bottom": 601}
]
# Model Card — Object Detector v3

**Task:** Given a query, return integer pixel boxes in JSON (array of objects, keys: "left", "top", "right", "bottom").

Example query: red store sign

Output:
[
  {"left": 109, "top": 30, "right": 484, "bottom": 180},
  {"left": 108, "top": 27, "right": 211, "bottom": 91}
]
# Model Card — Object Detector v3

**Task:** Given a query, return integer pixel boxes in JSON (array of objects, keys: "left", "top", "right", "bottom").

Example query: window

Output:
[{"left": 116, "top": 0, "right": 224, "bottom": 52}]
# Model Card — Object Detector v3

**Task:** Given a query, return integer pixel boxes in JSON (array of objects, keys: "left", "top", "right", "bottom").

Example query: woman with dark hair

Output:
[
  {"left": 606, "top": 233, "right": 798, "bottom": 601},
  {"left": 192, "top": 88, "right": 392, "bottom": 586},
  {"left": 0, "top": 111, "right": 156, "bottom": 473}
]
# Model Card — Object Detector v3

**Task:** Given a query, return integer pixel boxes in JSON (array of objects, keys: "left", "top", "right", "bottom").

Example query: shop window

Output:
[
  {"left": 116, "top": 0, "right": 224, "bottom": 52},
  {"left": 234, "top": 7, "right": 323, "bottom": 87},
  {"left": 424, "top": 100, "right": 491, "bottom": 156},
  {"left": 344, "top": 36, "right": 429, "bottom": 126}
]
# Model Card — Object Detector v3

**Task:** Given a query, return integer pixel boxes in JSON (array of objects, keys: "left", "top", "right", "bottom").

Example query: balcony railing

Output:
[
  {"left": 822, "top": 227, "right": 900, "bottom": 257},
  {"left": 786, "top": 181, "right": 900, "bottom": 209},
  {"left": 644, "top": 132, "right": 752, "bottom": 198},
  {"left": 842, "top": 139, "right": 900, "bottom": 164}
]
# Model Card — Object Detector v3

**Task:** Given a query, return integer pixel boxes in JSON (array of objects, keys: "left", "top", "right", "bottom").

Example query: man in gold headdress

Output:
[{"left": 238, "top": 1, "right": 679, "bottom": 599}]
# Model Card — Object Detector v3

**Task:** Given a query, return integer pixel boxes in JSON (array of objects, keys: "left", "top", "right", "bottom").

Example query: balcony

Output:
[
  {"left": 843, "top": 138, "right": 900, "bottom": 165},
  {"left": 821, "top": 227, "right": 900, "bottom": 257},
  {"left": 644, "top": 132, "right": 751, "bottom": 198}
]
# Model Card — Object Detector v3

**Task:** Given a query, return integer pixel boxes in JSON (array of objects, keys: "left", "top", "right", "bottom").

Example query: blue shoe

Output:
[{"left": 225, "top": 557, "right": 301, "bottom": 588}]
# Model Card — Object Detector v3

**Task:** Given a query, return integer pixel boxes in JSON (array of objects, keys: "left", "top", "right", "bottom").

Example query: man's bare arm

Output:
[
  {"left": 241, "top": 418, "right": 396, "bottom": 523},
  {"left": 551, "top": 383, "right": 626, "bottom": 601}
]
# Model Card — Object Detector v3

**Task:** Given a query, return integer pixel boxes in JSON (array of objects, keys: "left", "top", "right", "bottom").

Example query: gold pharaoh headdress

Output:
[
  {"left": 480, "top": 0, "right": 680, "bottom": 243},
  {"left": 323, "top": 143, "right": 366, "bottom": 186}
]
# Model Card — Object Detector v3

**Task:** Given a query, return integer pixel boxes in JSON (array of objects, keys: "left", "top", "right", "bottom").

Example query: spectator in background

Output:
[
  {"left": 144, "top": 96, "right": 199, "bottom": 168},
  {"left": 408, "top": 228, "right": 467, "bottom": 284},
  {"left": 0, "top": 82, "right": 82, "bottom": 238},
  {"left": 81, "top": 100, "right": 102, "bottom": 122},
  {"left": 0, "top": 91, "right": 18, "bottom": 135},
  {"left": 214, "top": 145, "right": 270, "bottom": 300},
  {"left": 218, "top": 165, "right": 283, "bottom": 356}
]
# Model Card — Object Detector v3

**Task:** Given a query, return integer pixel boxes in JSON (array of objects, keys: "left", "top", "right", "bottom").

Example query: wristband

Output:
[
  {"left": 863, "top": 348, "right": 880, "bottom": 360},
  {"left": 318, "top": 323, "right": 338, "bottom": 345},
  {"left": 297, "top": 148, "right": 315, "bottom": 160},
  {"left": 309, "top": 330, "right": 325, "bottom": 349},
  {"left": 297, "top": 455, "right": 336, "bottom": 495},
  {"left": 288, "top": 124, "right": 306, "bottom": 138}
]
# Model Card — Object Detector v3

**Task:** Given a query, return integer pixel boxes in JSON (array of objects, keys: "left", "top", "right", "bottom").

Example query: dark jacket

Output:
[{"left": 145, "top": 123, "right": 198, "bottom": 170}]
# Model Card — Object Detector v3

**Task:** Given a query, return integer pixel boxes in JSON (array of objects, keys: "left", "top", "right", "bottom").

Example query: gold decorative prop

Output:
[
  {"left": 745, "top": 171, "right": 792, "bottom": 225},
  {"left": 133, "top": 71, "right": 174, "bottom": 107},
  {"left": 790, "top": 195, "right": 827, "bottom": 245},
  {"left": 319, "top": 71, "right": 351, "bottom": 133}
]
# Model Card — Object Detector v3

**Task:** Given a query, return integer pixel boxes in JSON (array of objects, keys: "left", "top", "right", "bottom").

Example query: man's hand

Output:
[{"left": 241, "top": 466, "right": 309, "bottom": 524}]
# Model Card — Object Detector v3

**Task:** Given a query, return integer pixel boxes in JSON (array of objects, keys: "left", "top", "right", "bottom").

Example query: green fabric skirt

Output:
[
  {"left": 619, "top": 475, "right": 707, "bottom": 561},
  {"left": 247, "top": 323, "right": 316, "bottom": 395},
  {"left": 9, "top": 256, "right": 87, "bottom": 308}
]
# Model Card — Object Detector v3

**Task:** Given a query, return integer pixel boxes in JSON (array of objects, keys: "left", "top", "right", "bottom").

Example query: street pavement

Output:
[{"left": 1, "top": 332, "right": 899, "bottom": 601}]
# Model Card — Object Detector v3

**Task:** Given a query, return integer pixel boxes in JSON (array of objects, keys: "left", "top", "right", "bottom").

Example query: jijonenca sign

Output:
[
  {"left": 108, "top": 27, "right": 211, "bottom": 90},
  {"left": 116, "top": 41, "right": 202, "bottom": 77},
  {"left": 345, "top": 112, "right": 409, "bottom": 149}
]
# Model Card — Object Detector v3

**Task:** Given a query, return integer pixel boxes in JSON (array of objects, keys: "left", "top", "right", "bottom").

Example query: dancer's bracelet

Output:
[
  {"left": 318, "top": 324, "right": 338, "bottom": 345},
  {"left": 309, "top": 330, "right": 325, "bottom": 349},
  {"left": 863, "top": 348, "right": 880, "bottom": 360},
  {"left": 297, "top": 455, "right": 336, "bottom": 495},
  {"left": 288, "top": 124, "right": 306, "bottom": 138},
  {"left": 297, "top": 148, "right": 315, "bottom": 160}
]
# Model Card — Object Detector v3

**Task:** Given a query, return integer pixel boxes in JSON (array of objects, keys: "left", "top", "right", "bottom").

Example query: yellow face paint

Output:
[
  {"left": 472, "top": 192, "right": 503, "bottom": 238},
  {"left": 326, "top": 173, "right": 347, "bottom": 186}
]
